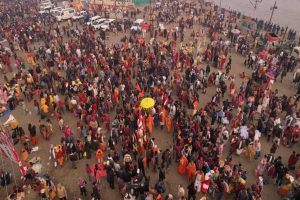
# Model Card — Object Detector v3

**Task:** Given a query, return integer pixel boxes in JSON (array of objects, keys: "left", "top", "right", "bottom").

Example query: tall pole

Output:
[
  {"left": 249, "top": 0, "right": 262, "bottom": 9},
  {"left": 149, "top": 0, "right": 152, "bottom": 25},
  {"left": 149, "top": 0, "right": 153, "bottom": 37},
  {"left": 269, "top": 1, "right": 277, "bottom": 24}
]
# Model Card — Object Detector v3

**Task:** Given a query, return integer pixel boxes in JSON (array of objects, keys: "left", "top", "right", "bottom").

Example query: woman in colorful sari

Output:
[
  {"left": 146, "top": 114, "right": 154, "bottom": 135},
  {"left": 178, "top": 155, "right": 188, "bottom": 175},
  {"left": 56, "top": 145, "right": 64, "bottom": 167},
  {"left": 186, "top": 160, "right": 196, "bottom": 181},
  {"left": 165, "top": 115, "right": 172, "bottom": 133},
  {"left": 229, "top": 81, "right": 236, "bottom": 96}
]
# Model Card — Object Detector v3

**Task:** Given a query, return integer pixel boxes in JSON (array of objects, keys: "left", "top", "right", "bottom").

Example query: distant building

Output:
[{"left": 89, "top": 0, "right": 134, "bottom": 10}]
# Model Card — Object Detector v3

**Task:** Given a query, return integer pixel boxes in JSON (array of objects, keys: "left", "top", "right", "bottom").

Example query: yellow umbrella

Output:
[{"left": 140, "top": 97, "right": 155, "bottom": 109}]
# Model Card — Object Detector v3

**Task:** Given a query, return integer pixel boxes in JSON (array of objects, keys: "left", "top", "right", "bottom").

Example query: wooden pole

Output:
[{"left": 269, "top": 1, "right": 277, "bottom": 24}]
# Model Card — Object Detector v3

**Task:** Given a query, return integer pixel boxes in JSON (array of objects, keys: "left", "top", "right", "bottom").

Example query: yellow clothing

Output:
[
  {"left": 41, "top": 98, "right": 46, "bottom": 106},
  {"left": 49, "top": 95, "right": 54, "bottom": 105},
  {"left": 41, "top": 104, "right": 49, "bottom": 113}
]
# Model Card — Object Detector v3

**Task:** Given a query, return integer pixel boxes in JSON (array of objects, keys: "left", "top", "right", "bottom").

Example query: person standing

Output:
[
  {"left": 187, "top": 182, "right": 196, "bottom": 200},
  {"left": 78, "top": 177, "right": 87, "bottom": 197},
  {"left": 226, "top": 56, "right": 232, "bottom": 70},
  {"left": 92, "top": 182, "right": 101, "bottom": 200},
  {"left": 178, "top": 185, "right": 185, "bottom": 200},
  {"left": 85, "top": 163, "right": 93, "bottom": 182},
  {"left": 57, "top": 183, "right": 67, "bottom": 200},
  {"left": 106, "top": 166, "right": 115, "bottom": 189},
  {"left": 69, "top": 146, "right": 78, "bottom": 169},
  {"left": 158, "top": 167, "right": 165, "bottom": 181},
  {"left": 288, "top": 151, "right": 300, "bottom": 170},
  {"left": 254, "top": 140, "right": 261, "bottom": 160}
]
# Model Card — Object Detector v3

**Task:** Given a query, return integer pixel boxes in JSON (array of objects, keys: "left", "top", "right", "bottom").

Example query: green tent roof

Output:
[{"left": 134, "top": 0, "right": 150, "bottom": 5}]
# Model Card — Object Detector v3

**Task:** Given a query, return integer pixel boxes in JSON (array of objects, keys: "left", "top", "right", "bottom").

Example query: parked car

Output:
[
  {"left": 130, "top": 19, "right": 144, "bottom": 31},
  {"left": 55, "top": 8, "right": 75, "bottom": 22},
  {"left": 91, "top": 18, "right": 107, "bottom": 30},
  {"left": 87, "top": 15, "right": 102, "bottom": 25},
  {"left": 72, "top": 11, "right": 87, "bottom": 20},
  {"left": 50, "top": 7, "right": 63, "bottom": 15},
  {"left": 40, "top": 2, "right": 54, "bottom": 10},
  {"left": 40, "top": 0, "right": 52, "bottom": 3},
  {"left": 100, "top": 19, "right": 116, "bottom": 31}
]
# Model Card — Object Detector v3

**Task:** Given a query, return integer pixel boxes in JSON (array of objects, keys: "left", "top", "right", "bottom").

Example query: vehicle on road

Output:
[
  {"left": 130, "top": 19, "right": 144, "bottom": 31},
  {"left": 91, "top": 18, "right": 107, "bottom": 30},
  {"left": 55, "top": 8, "right": 75, "bottom": 22},
  {"left": 100, "top": 19, "right": 116, "bottom": 31},
  {"left": 40, "top": 2, "right": 54, "bottom": 10},
  {"left": 72, "top": 11, "right": 87, "bottom": 20},
  {"left": 87, "top": 15, "right": 102, "bottom": 25}
]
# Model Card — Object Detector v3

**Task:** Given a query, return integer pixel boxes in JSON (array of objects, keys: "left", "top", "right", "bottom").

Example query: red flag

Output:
[
  {"left": 163, "top": 94, "right": 169, "bottom": 107},
  {"left": 137, "top": 110, "right": 144, "bottom": 131},
  {"left": 201, "top": 179, "right": 210, "bottom": 193}
]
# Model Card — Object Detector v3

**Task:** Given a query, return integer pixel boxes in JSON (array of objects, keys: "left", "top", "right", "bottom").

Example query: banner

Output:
[{"left": 0, "top": 131, "right": 26, "bottom": 176}]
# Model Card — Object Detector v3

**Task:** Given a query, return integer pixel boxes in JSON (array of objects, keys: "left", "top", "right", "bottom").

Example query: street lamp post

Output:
[{"left": 269, "top": 1, "right": 278, "bottom": 24}]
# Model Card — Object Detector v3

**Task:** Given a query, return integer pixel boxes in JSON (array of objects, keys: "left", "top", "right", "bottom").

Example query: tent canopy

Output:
[{"left": 134, "top": 0, "right": 150, "bottom": 5}]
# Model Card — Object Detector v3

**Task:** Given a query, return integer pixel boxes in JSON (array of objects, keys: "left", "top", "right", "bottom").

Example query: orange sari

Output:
[
  {"left": 146, "top": 115, "right": 154, "bottom": 135},
  {"left": 186, "top": 162, "right": 196, "bottom": 181},
  {"left": 166, "top": 116, "right": 172, "bottom": 133},
  {"left": 178, "top": 156, "right": 188, "bottom": 175},
  {"left": 96, "top": 149, "right": 104, "bottom": 163},
  {"left": 114, "top": 88, "right": 119, "bottom": 104}
]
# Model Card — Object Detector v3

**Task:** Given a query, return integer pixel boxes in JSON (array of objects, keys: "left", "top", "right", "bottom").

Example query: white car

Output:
[
  {"left": 72, "top": 11, "right": 87, "bottom": 20},
  {"left": 100, "top": 19, "right": 115, "bottom": 31},
  {"left": 130, "top": 19, "right": 144, "bottom": 31},
  {"left": 155, "top": 2, "right": 161, "bottom": 8},
  {"left": 39, "top": 9, "right": 50, "bottom": 14},
  {"left": 55, "top": 8, "right": 75, "bottom": 22},
  {"left": 50, "top": 7, "right": 62, "bottom": 14},
  {"left": 40, "top": 2, "right": 54, "bottom": 10},
  {"left": 41, "top": 0, "right": 51, "bottom": 3},
  {"left": 91, "top": 18, "right": 106, "bottom": 30},
  {"left": 87, "top": 15, "right": 102, "bottom": 25}
]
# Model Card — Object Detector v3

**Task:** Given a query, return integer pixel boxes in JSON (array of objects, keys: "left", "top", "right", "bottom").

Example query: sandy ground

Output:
[{"left": 0, "top": 7, "right": 300, "bottom": 200}]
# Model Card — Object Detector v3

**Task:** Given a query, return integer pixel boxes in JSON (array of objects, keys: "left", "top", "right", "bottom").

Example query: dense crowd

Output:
[{"left": 0, "top": 0, "right": 300, "bottom": 200}]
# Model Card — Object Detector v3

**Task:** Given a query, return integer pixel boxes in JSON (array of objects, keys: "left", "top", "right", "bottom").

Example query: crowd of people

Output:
[{"left": 0, "top": 0, "right": 300, "bottom": 200}]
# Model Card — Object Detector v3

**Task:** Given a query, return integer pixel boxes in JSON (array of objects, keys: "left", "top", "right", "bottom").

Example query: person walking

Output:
[{"left": 226, "top": 56, "right": 232, "bottom": 70}]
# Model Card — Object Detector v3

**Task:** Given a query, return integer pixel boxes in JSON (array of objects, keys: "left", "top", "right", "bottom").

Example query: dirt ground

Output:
[{"left": 0, "top": 5, "right": 300, "bottom": 200}]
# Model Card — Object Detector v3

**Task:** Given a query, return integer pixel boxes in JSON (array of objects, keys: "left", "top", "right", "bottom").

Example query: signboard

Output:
[{"left": 266, "top": 65, "right": 280, "bottom": 80}]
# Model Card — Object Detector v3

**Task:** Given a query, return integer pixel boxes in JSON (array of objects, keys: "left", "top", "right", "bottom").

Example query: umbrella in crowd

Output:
[
  {"left": 140, "top": 97, "right": 155, "bottom": 109},
  {"left": 0, "top": 0, "right": 300, "bottom": 200},
  {"left": 231, "top": 29, "right": 241, "bottom": 35}
]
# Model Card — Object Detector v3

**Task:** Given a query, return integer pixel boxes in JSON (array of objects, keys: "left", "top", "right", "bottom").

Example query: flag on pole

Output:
[
  {"left": 201, "top": 179, "right": 211, "bottom": 193},
  {"left": 137, "top": 110, "right": 144, "bottom": 131},
  {"left": 0, "top": 131, "right": 26, "bottom": 176},
  {"left": 163, "top": 94, "right": 169, "bottom": 107}
]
